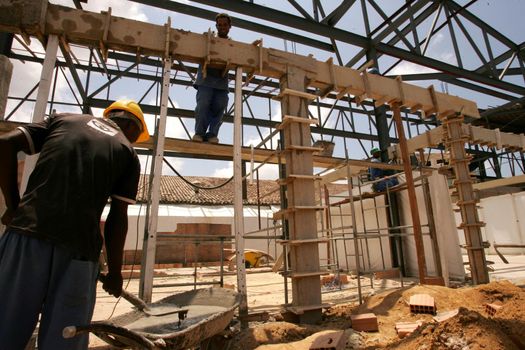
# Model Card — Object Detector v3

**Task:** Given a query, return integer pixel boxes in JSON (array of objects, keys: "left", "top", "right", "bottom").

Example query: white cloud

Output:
[
  {"left": 213, "top": 162, "right": 233, "bottom": 178},
  {"left": 212, "top": 161, "right": 279, "bottom": 180},
  {"left": 308, "top": 105, "right": 333, "bottom": 129},
  {"left": 249, "top": 163, "right": 279, "bottom": 180},
  {"left": 245, "top": 132, "right": 280, "bottom": 149},
  {"left": 389, "top": 61, "right": 437, "bottom": 76},
  {"left": 271, "top": 103, "right": 282, "bottom": 121},
  {"left": 49, "top": 0, "right": 148, "bottom": 22}
]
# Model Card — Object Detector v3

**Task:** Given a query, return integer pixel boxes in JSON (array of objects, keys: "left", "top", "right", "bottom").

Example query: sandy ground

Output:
[{"left": 86, "top": 254, "right": 525, "bottom": 348}]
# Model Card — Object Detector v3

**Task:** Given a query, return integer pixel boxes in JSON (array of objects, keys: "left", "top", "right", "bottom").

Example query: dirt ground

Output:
[
  {"left": 228, "top": 280, "right": 525, "bottom": 350},
  {"left": 87, "top": 254, "right": 525, "bottom": 349}
]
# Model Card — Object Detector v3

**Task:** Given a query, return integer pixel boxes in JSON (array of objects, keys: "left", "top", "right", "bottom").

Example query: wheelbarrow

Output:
[{"left": 63, "top": 287, "right": 240, "bottom": 349}]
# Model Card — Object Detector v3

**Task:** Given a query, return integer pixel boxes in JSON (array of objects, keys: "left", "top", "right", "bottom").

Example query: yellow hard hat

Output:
[{"left": 103, "top": 100, "right": 149, "bottom": 142}]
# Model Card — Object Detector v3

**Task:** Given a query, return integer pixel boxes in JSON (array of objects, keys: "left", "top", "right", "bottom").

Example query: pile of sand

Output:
[{"left": 230, "top": 280, "right": 524, "bottom": 349}]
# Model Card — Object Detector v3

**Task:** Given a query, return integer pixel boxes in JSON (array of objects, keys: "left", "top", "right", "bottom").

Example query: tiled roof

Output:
[{"left": 136, "top": 175, "right": 348, "bottom": 206}]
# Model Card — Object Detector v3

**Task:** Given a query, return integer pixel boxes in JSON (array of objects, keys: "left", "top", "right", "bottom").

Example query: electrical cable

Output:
[{"left": 162, "top": 157, "right": 234, "bottom": 189}]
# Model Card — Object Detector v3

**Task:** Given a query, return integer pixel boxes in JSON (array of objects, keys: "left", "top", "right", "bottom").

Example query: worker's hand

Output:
[{"left": 101, "top": 272, "right": 123, "bottom": 298}]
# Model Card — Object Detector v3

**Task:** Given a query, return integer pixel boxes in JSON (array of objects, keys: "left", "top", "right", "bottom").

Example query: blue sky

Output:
[{"left": 6, "top": 0, "right": 524, "bottom": 178}]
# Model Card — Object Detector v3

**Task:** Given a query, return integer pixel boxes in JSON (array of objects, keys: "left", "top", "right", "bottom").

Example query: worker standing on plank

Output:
[
  {"left": 0, "top": 100, "right": 148, "bottom": 349},
  {"left": 192, "top": 13, "right": 232, "bottom": 144},
  {"left": 369, "top": 147, "right": 399, "bottom": 192}
]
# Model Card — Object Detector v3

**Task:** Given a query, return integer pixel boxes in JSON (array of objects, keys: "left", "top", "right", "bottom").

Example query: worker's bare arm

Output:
[
  {"left": 0, "top": 129, "right": 30, "bottom": 225},
  {"left": 102, "top": 197, "right": 130, "bottom": 297}
]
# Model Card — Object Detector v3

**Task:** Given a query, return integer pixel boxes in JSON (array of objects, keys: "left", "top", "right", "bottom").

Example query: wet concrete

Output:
[{"left": 126, "top": 304, "right": 228, "bottom": 335}]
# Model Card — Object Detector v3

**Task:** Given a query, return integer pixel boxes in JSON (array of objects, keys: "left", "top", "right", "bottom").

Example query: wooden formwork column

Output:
[
  {"left": 442, "top": 114, "right": 489, "bottom": 284},
  {"left": 280, "top": 66, "right": 322, "bottom": 323}
]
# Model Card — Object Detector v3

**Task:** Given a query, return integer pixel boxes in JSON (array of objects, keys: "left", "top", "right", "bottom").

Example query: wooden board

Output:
[
  {"left": 472, "top": 174, "right": 525, "bottom": 191},
  {"left": 0, "top": 2, "right": 480, "bottom": 119},
  {"left": 388, "top": 124, "right": 525, "bottom": 157}
]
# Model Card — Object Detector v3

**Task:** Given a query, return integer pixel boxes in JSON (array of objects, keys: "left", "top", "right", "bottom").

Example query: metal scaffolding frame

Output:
[
  {"left": 1, "top": 1, "right": 524, "bottom": 177},
  {"left": 0, "top": 0, "right": 524, "bottom": 319}
]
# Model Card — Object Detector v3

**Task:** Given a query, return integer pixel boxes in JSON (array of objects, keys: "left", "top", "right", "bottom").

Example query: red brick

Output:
[
  {"left": 351, "top": 313, "right": 378, "bottom": 332},
  {"left": 409, "top": 294, "right": 436, "bottom": 314},
  {"left": 485, "top": 303, "right": 502, "bottom": 317},
  {"left": 373, "top": 269, "right": 401, "bottom": 279},
  {"left": 321, "top": 273, "right": 349, "bottom": 286},
  {"left": 422, "top": 276, "right": 445, "bottom": 286}
]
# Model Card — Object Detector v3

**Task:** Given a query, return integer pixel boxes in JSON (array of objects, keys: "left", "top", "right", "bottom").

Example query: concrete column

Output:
[{"left": 0, "top": 54, "right": 13, "bottom": 119}]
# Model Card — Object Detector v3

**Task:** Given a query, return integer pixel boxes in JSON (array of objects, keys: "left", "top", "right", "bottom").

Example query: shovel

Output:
[{"left": 98, "top": 274, "right": 189, "bottom": 320}]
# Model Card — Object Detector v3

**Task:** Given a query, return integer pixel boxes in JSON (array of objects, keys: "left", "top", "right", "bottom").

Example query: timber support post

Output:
[
  {"left": 391, "top": 103, "right": 427, "bottom": 282},
  {"left": 441, "top": 113, "right": 489, "bottom": 284},
  {"left": 279, "top": 65, "right": 323, "bottom": 323}
]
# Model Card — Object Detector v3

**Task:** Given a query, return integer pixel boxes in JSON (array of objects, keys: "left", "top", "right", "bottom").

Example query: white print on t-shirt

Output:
[{"left": 87, "top": 119, "right": 118, "bottom": 137}]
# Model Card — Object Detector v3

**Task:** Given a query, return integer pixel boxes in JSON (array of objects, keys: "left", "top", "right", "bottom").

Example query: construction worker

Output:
[
  {"left": 369, "top": 147, "right": 399, "bottom": 192},
  {"left": 192, "top": 13, "right": 232, "bottom": 144},
  {"left": 0, "top": 100, "right": 148, "bottom": 349}
]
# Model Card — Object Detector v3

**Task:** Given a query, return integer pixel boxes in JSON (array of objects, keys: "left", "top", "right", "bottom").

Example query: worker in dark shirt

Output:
[
  {"left": 369, "top": 147, "right": 399, "bottom": 192},
  {"left": 0, "top": 100, "right": 148, "bottom": 349},
  {"left": 192, "top": 13, "right": 232, "bottom": 144}
]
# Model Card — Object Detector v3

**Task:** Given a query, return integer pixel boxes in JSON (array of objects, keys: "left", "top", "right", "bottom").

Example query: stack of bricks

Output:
[
  {"left": 422, "top": 276, "right": 445, "bottom": 286},
  {"left": 350, "top": 313, "right": 378, "bottom": 332},
  {"left": 309, "top": 330, "right": 347, "bottom": 350},
  {"left": 395, "top": 321, "right": 423, "bottom": 338},
  {"left": 320, "top": 273, "right": 349, "bottom": 286},
  {"left": 485, "top": 303, "right": 502, "bottom": 317},
  {"left": 373, "top": 269, "right": 401, "bottom": 279},
  {"left": 409, "top": 294, "right": 436, "bottom": 314}
]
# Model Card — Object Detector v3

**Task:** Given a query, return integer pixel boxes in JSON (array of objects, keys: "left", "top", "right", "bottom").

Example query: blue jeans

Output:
[
  {"left": 194, "top": 86, "right": 229, "bottom": 139},
  {"left": 373, "top": 177, "right": 399, "bottom": 192},
  {"left": 0, "top": 231, "right": 98, "bottom": 350}
]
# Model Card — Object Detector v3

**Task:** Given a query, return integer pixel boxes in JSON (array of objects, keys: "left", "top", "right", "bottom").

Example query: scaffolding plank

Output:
[
  {"left": 279, "top": 238, "right": 330, "bottom": 245},
  {"left": 276, "top": 115, "right": 319, "bottom": 130}
]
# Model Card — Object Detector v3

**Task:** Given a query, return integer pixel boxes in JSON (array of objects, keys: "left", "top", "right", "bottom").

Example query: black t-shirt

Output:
[{"left": 10, "top": 113, "right": 140, "bottom": 261}]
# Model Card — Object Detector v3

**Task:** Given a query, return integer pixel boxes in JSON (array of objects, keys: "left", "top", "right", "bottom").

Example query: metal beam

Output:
[
  {"left": 320, "top": 0, "right": 356, "bottom": 26},
  {"left": 447, "top": 0, "right": 515, "bottom": 49},
  {"left": 287, "top": 0, "right": 314, "bottom": 20},
  {"left": 131, "top": 0, "right": 334, "bottom": 52},
  {"left": 185, "top": 0, "right": 525, "bottom": 95}
]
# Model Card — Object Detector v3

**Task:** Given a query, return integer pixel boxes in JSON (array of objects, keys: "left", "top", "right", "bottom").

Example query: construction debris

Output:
[
  {"left": 350, "top": 313, "right": 378, "bottom": 332},
  {"left": 395, "top": 320, "right": 423, "bottom": 338},
  {"left": 308, "top": 330, "right": 346, "bottom": 350}
]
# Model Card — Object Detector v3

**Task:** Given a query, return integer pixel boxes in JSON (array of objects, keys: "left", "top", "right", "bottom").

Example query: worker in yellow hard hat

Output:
[
  {"left": 0, "top": 99, "right": 144, "bottom": 348},
  {"left": 103, "top": 99, "right": 150, "bottom": 143}
]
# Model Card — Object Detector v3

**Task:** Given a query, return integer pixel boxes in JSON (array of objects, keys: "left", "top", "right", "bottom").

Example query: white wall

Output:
[
  {"left": 475, "top": 192, "right": 525, "bottom": 255},
  {"left": 326, "top": 194, "right": 393, "bottom": 272},
  {"left": 397, "top": 172, "right": 465, "bottom": 281},
  {"left": 103, "top": 204, "right": 283, "bottom": 259}
]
